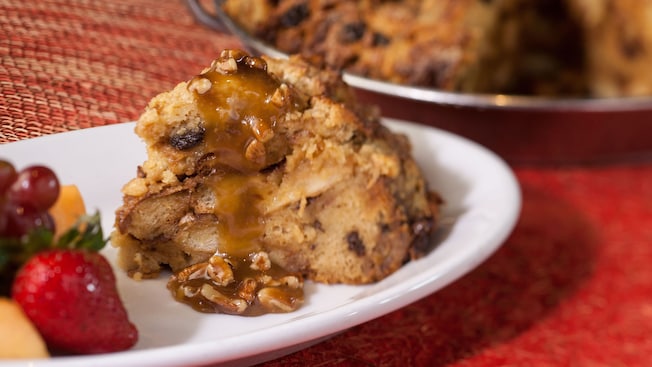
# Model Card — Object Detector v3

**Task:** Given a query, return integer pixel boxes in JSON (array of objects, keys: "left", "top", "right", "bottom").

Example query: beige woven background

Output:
[{"left": 0, "top": 0, "right": 239, "bottom": 142}]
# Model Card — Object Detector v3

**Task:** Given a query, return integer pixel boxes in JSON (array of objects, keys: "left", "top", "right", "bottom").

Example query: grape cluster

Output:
[{"left": 0, "top": 160, "right": 60, "bottom": 238}]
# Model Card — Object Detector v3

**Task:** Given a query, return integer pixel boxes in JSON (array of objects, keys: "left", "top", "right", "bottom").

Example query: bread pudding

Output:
[
  {"left": 567, "top": 0, "right": 652, "bottom": 97},
  {"left": 111, "top": 50, "right": 441, "bottom": 315},
  {"left": 223, "top": 0, "right": 652, "bottom": 98}
]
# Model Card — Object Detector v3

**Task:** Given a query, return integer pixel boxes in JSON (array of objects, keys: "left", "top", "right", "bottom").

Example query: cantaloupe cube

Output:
[
  {"left": 49, "top": 184, "right": 86, "bottom": 239},
  {"left": 0, "top": 298, "right": 49, "bottom": 358}
]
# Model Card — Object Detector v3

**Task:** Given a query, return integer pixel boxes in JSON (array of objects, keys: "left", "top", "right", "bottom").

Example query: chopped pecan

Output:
[
  {"left": 188, "top": 77, "right": 212, "bottom": 94},
  {"left": 258, "top": 287, "right": 303, "bottom": 313},
  {"left": 168, "top": 251, "right": 305, "bottom": 316},
  {"left": 244, "top": 139, "right": 267, "bottom": 165},
  {"left": 206, "top": 255, "right": 235, "bottom": 286},
  {"left": 250, "top": 251, "right": 272, "bottom": 271},
  {"left": 200, "top": 284, "right": 248, "bottom": 314}
]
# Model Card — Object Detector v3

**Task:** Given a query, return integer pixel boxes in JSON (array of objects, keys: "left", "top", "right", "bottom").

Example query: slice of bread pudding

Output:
[{"left": 111, "top": 50, "right": 440, "bottom": 313}]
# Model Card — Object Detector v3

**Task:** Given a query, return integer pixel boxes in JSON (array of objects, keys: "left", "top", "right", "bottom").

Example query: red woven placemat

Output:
[{"left": 0, "top": 0, "right": 239, "bottom": 142}]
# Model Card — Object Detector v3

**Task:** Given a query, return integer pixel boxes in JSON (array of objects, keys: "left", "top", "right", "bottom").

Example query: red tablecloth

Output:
[{"left": 2, "top": 1, "right": 652, "bottom": 366}]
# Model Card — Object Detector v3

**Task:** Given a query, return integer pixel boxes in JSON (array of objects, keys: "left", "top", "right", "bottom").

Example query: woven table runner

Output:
[{"left": 0, "top": 0, "right": 239, "bottom": 142}]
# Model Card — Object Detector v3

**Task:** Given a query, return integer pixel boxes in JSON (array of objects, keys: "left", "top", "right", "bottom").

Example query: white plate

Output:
[{"left": 0, "top": 119, "right": 521, "bottom": 367}]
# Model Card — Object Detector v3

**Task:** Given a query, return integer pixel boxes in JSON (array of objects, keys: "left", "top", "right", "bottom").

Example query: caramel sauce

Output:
[
  {"left": 168, "top": 253, "right": 303, "bottom": 316},
  {"left": 192, "top": 52, "right": 287, "bottom": 174},
  {"left": 168, "top": 51, "right": 304, "bottom": 316},
  {"left": 191, "top": 52, "right": 288, "bottom": 256},
  {"left": 206, "top": 173, "right": 264, "bottom": 257}
]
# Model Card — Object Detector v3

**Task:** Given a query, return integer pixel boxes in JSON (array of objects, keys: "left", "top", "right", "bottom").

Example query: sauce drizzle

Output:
[{"left": 167, "top": 50, "right": 304, "bottom": 316}]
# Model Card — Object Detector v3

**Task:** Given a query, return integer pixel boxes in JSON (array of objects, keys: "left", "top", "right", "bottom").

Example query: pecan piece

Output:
[
  {"left": 258, "top": 287, "right": 303, "bottom": 313},
  {"left": 200, "top": 284, "right": 248, "bottom": 314}
]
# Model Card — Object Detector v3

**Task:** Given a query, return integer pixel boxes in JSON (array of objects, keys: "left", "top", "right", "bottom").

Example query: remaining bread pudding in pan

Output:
[
  {"left": 223, "top": 0, "right": 652, "bottom": 98},
  {"left": 111, "top": 50, "right": 441, "bottom": 315},
  {"left": 567, "top": 0, "right": 652, "bottom": 97}
]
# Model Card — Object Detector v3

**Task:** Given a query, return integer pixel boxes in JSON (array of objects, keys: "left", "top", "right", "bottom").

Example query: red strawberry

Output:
[{"left": 11, "top": 249, "right": 138, "bottom": 354}]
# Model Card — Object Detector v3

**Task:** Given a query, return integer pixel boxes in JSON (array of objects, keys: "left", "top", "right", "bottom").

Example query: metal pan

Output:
[{"left": 186, "top": 0, "right": 652, "bottom": 165}]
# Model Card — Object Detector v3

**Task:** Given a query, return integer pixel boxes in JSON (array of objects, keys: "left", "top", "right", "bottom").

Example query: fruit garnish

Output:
[
  {"left": 0, "top": 159, "right": 137, "bottom": 355},
  {"left": 0, "top": 160, "right": 17, "bottom": 194},
  {"left": 0, "top": 160, "right": 106, "bottom": 295},
  {"left": 8, "top": 165, "right": 60, "bottom": 211},
  {"left": 0, "top": 210, "right": 106, "bottom": 296},
  {"left": 0, "top": 297, "right": 49, "bottom": 358},
  {"left": 12, "top": 250, "right": 138, "bottom": 354},
  {"left": 50, "top": 185, "right": 87, "bottom": 239}
]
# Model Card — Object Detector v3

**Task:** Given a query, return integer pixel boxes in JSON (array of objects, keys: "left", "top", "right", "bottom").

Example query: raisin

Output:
[
  {"left": 409, "top": 218, "right": 434, "bottom": 257},
  {"left": 280, "top": 3, "right": 309, "bottom": 28},
  {"left": 340, "top": 22, "right": 366, "bottom": 43},
  {"left": 346, "top": 231, "right": 366, "bottom": 256},
  {"left": 169, "top": 126, "right": 205, "bottom": 150},
  {"left": 372, "top": 32, "right": 390, "bottom": 46},
  {"left": 348, "top": 130, "right": 366, "bottom": 151},
  {"left": 621, "top": 35, "right": 644, "bottom": 59}
]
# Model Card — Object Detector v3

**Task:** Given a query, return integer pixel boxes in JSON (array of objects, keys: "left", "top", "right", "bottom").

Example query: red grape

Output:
[
  {"left": 0, "top": 202, "right": 7, "bottom": 236},
  {"left": 0, "top": 160, "right": 17, "bottom": 194},
  {"left": 0, "top": 161, "right": 61, "bottom": 238},
  {"left": 8, "top": 165, "right": 60, "bottom": 210},
  {"left": 2, "top": 202, "right": 55, "bottom": 238}
]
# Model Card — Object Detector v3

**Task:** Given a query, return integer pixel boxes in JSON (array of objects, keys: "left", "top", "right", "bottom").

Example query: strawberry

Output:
[{"left": 11, "top": 249, "right": 138, "bottom": 354}]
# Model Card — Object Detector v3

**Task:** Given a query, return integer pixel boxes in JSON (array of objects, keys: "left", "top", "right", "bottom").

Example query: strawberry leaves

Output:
[
  {"left": 54, "top": 211, "right": 106, "bottom": 251},
  {"left": 0, "top": 211, "right": 106, "bottom": 296}
]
